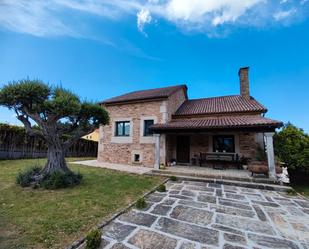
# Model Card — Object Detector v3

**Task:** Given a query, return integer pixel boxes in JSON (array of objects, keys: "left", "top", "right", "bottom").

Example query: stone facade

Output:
[
  {"left": 98, "top": 88, "right": 187, "bottom": 167},
  {"left": 239, "top": 67, "right": 250, "bottom": 99},
  {"left": 98, "top": 86, "right": 264, "bottom": 168}
]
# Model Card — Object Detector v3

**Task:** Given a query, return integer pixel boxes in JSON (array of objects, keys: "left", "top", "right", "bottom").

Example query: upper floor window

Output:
[
  {"left": 115, "top": 121, "right": 130, "bottom": 136},
  {"left": 213, "top": 135, "right": 235, "bottom": 153},
  {"left": 143, "top": 119, "right": 154, "bottom": 136}
]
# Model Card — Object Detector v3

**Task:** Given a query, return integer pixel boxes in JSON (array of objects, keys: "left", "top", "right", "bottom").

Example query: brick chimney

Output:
[{"left": 238, "top": 67, "right": 250, "bottom": 99}]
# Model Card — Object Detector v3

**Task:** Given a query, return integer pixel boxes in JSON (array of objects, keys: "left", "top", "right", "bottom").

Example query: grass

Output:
[
  {"left": 293, "top": 185, "right": 309, "bottom": 197},
  {"left": 0, "top": 158, "right": 163, "bottom": 249}
]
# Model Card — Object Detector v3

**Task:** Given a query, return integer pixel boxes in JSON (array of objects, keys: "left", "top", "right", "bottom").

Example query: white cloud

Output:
[
  {"left": 162, "top": 0, "right": 263, "bottom": 26},
  {"left": 273, "top": 8, "right": 297, "bottom": 21},
  {"left": 0, "top": 0, "right": 308, "bottom": 38},
  {"left": 0, "top": 1, "right": 77, "bottom": 37},
  {"left": 137, "top": 9, "right": 152, "bottom": 34}
]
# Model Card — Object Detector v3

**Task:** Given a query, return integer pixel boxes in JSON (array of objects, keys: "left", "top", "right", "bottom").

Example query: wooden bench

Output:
[{"left": 199, "top": 152, "right": 240, "bottom": 169}]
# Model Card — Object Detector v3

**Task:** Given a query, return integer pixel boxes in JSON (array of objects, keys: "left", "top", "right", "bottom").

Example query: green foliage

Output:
[
  {"left": 135, "top": 198, "right": 147, "bottom": 209},
  {"left": 286, "top": 189, "right": 297, "bottom": 196},
  {"left": 255, "top": 145, "right": 267, "bottom": 162},
  {"left": 274, "top": 123, "right": 309, "bottom": 173},
  {"left": 170, "top": 176, "right": 177, "bottom": 181},
  {"left": 0, "top": 123, "right": 25, "bottom": 133},
  {"left": 16, "top": 167, "right": 83, "bottom": 189},
  {"left": 41, "top": 171, "right": 83, "bottom": 189},
  {"left": 0, "top": 79, "right": 109, "bottom": 175},
  {"left": 156, "top": 184, "right": 166, "bottom": 192},
  {"left": 16, "top": 166, "right": 42, "bottom": 187},
  {"left": 0, "top": 79, "right": 109, "bottom": 143},
  {"left": 85, "top": 229, "right": 102, "bottom": 249},
  {"left": 0, "top": 79, "right": 50, "bottom": 110}
]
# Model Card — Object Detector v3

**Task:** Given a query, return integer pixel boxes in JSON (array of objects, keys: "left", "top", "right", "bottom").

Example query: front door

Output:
[{"left": 176, "top": 136, "right": 190, "bottom": 164}]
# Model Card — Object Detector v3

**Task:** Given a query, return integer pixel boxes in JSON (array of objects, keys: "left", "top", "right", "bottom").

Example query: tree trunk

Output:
[{"left": 42, "top": 145, "right": 71, "bottom": 174}]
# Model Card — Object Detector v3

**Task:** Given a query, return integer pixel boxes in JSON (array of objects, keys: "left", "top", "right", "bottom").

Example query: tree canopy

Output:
[
  {"left": 0, "top": 79, "right": 109, "bottom": 174},
  {"left": 274, "top": 123, "right": 309, "bottom": 173}
]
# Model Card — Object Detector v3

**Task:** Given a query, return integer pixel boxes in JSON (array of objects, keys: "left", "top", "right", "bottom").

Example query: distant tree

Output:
[
  {"left": 274, "top": 123, "right": 309, "bottom": 173},
  {"left": 0, "top": 79, "right": 109, "bottom": 174}
]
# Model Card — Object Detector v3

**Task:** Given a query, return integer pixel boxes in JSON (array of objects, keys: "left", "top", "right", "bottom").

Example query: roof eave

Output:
[
  {"left": 100, "top": 96, "right": 169, "bottom": 106},
  {"left": 151, "top": 125, "right": 281, "bottom": 134}
]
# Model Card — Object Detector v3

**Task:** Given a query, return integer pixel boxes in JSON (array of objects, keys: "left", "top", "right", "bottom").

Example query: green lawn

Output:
[
  {"left": 293, "top": 185, "right": 309, "bottom": 197},
  {"left": 0, "top": 158, "right": 163, "bottom": 249}
]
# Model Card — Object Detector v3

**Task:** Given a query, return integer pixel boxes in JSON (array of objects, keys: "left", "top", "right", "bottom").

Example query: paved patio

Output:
[
  {"left": 87, "top": 180, "right": 309, "bottom": 249},
  {"left": 71, "top": 160, "right": 152, "bottom": 175}
]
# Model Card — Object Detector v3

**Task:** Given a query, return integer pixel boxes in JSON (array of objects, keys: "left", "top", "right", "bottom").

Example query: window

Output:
[
  {"left": 134, "top": 154, "right": 140, "bottom": 162},
  {"left": 213, "top": 135, "right": 235, "bottom": 153},
  {"left": 143, "top": 119, "right": 154, "bottom": 136},
  {"left": 115, "top": 121, "right": 130, "bottom": 136}
]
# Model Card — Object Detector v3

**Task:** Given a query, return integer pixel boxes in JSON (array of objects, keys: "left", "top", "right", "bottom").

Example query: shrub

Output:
[
  {"left": 41, "top": 171, "right": 82, "bottom": 189},
  {"left": 157, "top": 184, "right": 166, "bottom": 192},
  {"left": 85, "top": 229, "right": 102, "bottom": 249},
  {"left": 135, "top": 198, "right": 147, "bottom": 209},
  {"left": 274, "top": 123, "right": 309, "bottom": 172},
  {"left": 16, "top": 166, "right": 42, "bottom": 187},
  {"left": 170, "top": 176, "right": 177, "bottom": 181},
  {"left": 286, "top": 189, "right": 297, "bottom": 196},
  {"left": 16, "top": 167, "right": 82, "bottom": 189}
]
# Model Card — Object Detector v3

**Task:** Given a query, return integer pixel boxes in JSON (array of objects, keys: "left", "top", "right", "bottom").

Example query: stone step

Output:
[
  {"left": 147, "top": 171, "right": 292, "bottom": 192},
  {"left": 151, "top": 169, "right": 275, "bottom": 183}
]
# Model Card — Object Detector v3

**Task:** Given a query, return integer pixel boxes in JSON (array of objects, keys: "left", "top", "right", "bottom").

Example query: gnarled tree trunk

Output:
[{"left": 42, "top": 144, "right": 70, "bottom": 174}]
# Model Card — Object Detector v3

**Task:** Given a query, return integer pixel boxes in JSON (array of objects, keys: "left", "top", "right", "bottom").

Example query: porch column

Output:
[
  {"left": 154, "top": 134, "right": 160, "bottom": 169},
  {"left": 265, "top": 132, "right": 276, "bottom": 181}
]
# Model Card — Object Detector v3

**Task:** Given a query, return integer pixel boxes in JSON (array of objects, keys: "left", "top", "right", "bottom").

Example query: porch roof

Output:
[{"left": 150, "top": 115, "right": 283, "bottom": 133}]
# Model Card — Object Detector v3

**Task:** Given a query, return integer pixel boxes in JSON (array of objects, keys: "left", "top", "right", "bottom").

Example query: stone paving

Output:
[
  {"left": 71, "top": 160, "right": 152, "bottom": 175},
  {"left": 92, "top": 180, "right": 309, "bottom": 249}
]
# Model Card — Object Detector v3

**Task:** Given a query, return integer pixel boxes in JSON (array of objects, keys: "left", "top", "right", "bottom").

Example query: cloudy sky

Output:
[{"left": 0, "top": 0, "right": 309, "bottom": 131}]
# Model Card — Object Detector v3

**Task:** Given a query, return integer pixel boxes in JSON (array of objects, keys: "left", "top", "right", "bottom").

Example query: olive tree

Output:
[{"left": 0, "top": 79, "right": 109, "bottom": 174}]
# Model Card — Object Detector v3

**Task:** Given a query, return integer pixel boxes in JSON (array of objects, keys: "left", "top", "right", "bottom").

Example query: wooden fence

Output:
[{"left": 0, "top": 124, "right": 98, "bottom": 159}]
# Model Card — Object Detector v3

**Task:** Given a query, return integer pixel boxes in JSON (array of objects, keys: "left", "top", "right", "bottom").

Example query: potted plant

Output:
[{"left": 240, "top": 156, "right": 249, "bottom": 170}]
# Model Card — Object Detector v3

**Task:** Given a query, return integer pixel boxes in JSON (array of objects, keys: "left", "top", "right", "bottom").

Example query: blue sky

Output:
[{"left": 0, "top": 0, "right": 308, "bottom": 131}]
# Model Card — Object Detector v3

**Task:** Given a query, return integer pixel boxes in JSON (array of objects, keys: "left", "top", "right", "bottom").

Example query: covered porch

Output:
[{"left": 151, "top": 115, "right": 282, "bottom": 181}]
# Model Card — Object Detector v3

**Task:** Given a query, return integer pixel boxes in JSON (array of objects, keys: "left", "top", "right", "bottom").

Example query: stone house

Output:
[{"left": 98, "top": 67, "right": 282, "bottom": 179}]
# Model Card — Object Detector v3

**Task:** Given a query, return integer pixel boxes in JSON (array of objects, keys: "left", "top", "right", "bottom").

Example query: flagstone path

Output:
[{"left": 85, "top": 180, "right": 309, "bottom": 249}]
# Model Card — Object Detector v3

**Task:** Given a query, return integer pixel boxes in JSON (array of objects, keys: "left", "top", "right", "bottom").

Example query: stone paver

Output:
[
  {"left": 71, "top": 160, "right": 152, "bottom": 174},
  {"left": 97, "top": 180, "right": 309, "bottom": 249}
]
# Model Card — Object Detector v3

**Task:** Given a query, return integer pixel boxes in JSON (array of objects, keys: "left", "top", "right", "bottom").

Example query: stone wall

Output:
[
  {"left": 99, "top": 100, "right": 162, "bottom": 167},
  {"left": 239, "top": 132, "right": 259, "bottom": 159},
  {"left": 167, "top": 88, "right": 187, "bottom": 120},
  {"left": 98, "top": 88, "right": 187, "bottom": 167}
]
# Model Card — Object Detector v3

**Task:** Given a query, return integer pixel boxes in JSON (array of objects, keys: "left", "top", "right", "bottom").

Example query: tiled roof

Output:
[
  {"left": 174, "top": 95, "right": 267, "bottom": 116},
  {"left": 101, "top": 85, "right": 187, "bottom": 105},
  {"left": 151, "top": 115, "right": 282, "bottom": 131}
]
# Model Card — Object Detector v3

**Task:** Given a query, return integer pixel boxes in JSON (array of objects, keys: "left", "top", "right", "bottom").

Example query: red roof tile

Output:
[
  {"left": 101, "top": 85, "right": 187, "bottom": 105},
  {"left": 174, "top": 95, "right": 267, "bottom": 116},
  {"left": 151, "top": 115, "right": 282, "bottom": 131}
]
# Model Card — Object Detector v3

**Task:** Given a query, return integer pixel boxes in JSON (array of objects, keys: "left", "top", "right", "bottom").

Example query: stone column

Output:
[
  {"left": 265, "top": 132, "right": 276, "bottom": 180},
  {"left": 154, "top": 134, "right": 161, "bottom": 169}
]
